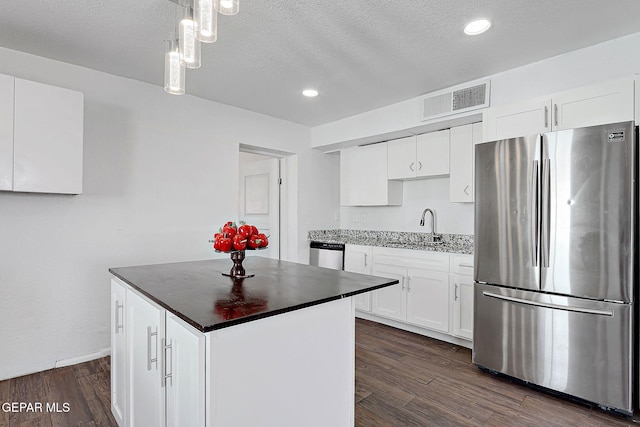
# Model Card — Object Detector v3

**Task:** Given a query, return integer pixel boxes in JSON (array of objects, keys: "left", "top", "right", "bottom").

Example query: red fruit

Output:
[
  {"left": 232, "top": 234, "right": 247, "bottom": 251},
  {"left": 238, "top": 224, "right": 253, "bottom": 239},
  {"left": 248, "top": 235, "right": 262, "bottom": 249},
  {"left": 250, "top": 225, "right": 259, "bottom": 236},
  {"left": 218, "top": 237, "right": 233, "bottom": 252},
  {"left": 257, "top": 233, "right": 269, "bottom": 248},
  {"left": 222, "top": 224, "right": 236, "bottom": 239}
]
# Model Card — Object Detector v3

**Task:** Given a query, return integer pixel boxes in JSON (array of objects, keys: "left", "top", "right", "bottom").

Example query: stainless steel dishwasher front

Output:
[{"left": 309, "top": 241, "right": 345, "bottom": 270}]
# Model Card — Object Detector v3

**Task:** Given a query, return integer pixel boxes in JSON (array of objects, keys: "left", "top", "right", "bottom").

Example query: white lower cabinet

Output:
[
  {"left": 111, "top": 278, "right": 204, "bottom": 427},
  {"left": 110, "top": 280, "right": 127, "bottom": 427},
  {"left": 357, "top": 247, "right": 474, "bottom": 345},
  {"left": 344, "top": 244, "right": 373, "bottom": 312},
  {"left": 165, "top": 314, "right": 206, "bottom": 427},
  {"left": 371, "top": 248, "right": 451, "bottom": 333}
]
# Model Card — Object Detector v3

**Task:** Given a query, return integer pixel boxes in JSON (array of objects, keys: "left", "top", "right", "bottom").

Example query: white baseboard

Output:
[
  {"left": 55, "top": 348, "right": 111, "bottom": 368},
  {"left": 356, "top": 311, "right": 472, "bottom": 349}
]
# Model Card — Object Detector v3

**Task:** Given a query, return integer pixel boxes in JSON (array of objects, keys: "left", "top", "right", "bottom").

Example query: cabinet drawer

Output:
[
  {"left": 451, "top": 255, "right": 474, "bottom": 276},
  {"left": 373, "top": 247, "right": 450, "bottom": 272}
]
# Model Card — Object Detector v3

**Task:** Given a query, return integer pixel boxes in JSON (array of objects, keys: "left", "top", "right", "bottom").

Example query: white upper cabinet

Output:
[
  {"left": 0, "top": 74, "right": 13, "bottom": 191},
  {"left": 340, "top": 142, "right": 402, "bottom": 206},
  {"left": 449, "top": 123, "right": 481, "bottom": 203},
  {"left": 387, "top": 136, "right": 417, "bottom": 180},
  {"left": 13, "top": 78, "right": 84, "bottom": 194},
  {"left": 483, "top": 77, "right": 634, "bottom": 141},
  {"left": 416, "top": 129, "right": 450, "bottom": 177},
  {"left": 388, "top": 130, "right": 450, "bottom": 180}
]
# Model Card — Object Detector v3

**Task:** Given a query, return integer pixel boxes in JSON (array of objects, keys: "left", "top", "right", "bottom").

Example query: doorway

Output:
[{"left": 238, "top": 150, "right": 283, "bottom": 260}]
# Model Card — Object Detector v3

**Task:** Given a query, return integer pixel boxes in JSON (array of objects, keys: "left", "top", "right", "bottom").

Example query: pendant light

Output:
[
  {"left": 179, "top": 4, "right": 201, "bottom": 69},
  {"left": 164, "top": 38, "right": 186, "bottom": 95},
  {"left": 194, "top": 0, "right": 217, "bottom": 43},
  {"left": 214, "top": 0, "right": 239, "bottom": 16}
]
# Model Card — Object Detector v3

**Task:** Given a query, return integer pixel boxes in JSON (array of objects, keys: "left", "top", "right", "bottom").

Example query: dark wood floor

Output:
[{"left": 1, "top": 319, "right": 637, "bottom": 426}]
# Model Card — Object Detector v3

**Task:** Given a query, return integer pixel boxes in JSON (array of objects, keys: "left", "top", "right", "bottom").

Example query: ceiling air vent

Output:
[{"left": 420, "top": 80, "right": 490, "bottom": 121}]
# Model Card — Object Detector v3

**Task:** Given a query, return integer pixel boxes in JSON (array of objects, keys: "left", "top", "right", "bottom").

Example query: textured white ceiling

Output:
[{"left": 1, "top": 1, "right": 640, "bottom": 126}]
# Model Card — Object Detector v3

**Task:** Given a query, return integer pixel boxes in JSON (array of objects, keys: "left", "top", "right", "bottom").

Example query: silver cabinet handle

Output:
[
  {"left": 544, "top": 105, "right": 548, "bottom": 128},
  {"left": 364, "top": 253, "right": 368, "bottom": 267},
  {"left": 162, "top": 338, "right": 173, "bottom": 387},
  {"left": 458, "top": 263, "right": 473, "bottom": 268},
  {"left": 482, "top": 291, "right": 613, "bottom": 316},
  {"left": 531, "top": 159, "right": 539, "bottom": 267},
  {"left": 455, "top": 284, "right": 458, "bottom": 301},
  {"left": 418, "top": 161, "right": 423, "bottom": 170},
  {"left": 147, "top": 326, "right": 158, "bottom": 371},
  {"left": 115, "top": 301, "right": 124, "bottom": 333},
  {"left": 553, "top": 104, "right": 558, "bottom": 127},
  {"left": 401, "top": 276, "right": 405, "bottom": 291},
  {"left": 463, "top": 185, "right": 469, "bottom": 195},
  {"left": 406, "top": 276, "right": 411, "bottom": 292},
  {"left": 409, "top": 162, "right": 415, "bottom": 172}
]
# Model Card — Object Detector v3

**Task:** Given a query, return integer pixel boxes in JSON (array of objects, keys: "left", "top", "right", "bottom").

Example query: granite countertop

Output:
[
  {"left": 308, "top": 229, "right": 474, "bottom": 255},
  {"left": 109, "top": 257, "right": 397, "bottom": 332}
]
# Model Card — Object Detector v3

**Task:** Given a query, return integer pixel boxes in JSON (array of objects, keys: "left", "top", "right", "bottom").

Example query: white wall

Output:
[
  {"left": 340, "top": 178, "right": 474, "bottom": 235},
  {"left": 312, "top": 31, "right": 640, "bottom": 148},
  {"left": 0, "top": 46, "right": 339, "bottom": 380},
  {"left": 324, "top": 31, "right": 640, "bottom": 236}
]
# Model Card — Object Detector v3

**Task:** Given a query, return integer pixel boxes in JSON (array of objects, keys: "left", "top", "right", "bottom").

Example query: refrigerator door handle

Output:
[
  {"left": 531, "top": 160, "right": 539, "bottom": 267},
  {"left": 541, "top": 157, "right": 551, "bottom": 267},
  {"left": 482, "top": 291, "right": 614, "bottom": 316}
]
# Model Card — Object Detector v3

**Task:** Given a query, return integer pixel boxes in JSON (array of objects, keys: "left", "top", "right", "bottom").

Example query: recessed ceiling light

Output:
[
  {"left": 464, "top": 19, "right": 491, "bottom": 35},
  {"left": 302, "top": 89, "right": 319, "bottom": 97}
]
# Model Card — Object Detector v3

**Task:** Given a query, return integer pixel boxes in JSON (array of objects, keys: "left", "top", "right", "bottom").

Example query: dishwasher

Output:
[{"left": 309, "top": 241, "right": 345, "bottom": 270}]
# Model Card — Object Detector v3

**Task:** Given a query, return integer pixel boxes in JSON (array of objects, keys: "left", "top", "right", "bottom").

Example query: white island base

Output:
[
  {"left": 205, "top": 297, "right": 355, "bottom": 427},
  {"left": 112, "top": 277, "right": 357, "bottom": 427}
]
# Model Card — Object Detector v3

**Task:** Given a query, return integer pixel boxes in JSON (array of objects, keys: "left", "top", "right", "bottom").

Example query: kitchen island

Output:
[{"left": 109, "top": 256, "right": 397, "bottom": 427}]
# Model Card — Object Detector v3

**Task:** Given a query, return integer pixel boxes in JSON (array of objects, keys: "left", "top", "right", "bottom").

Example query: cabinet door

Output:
[
  {"left": 165, "top": 314, "right": 205, "bottom": 427},
  {"left": 453, "top": 274, "right": 474, "bottom": 340},
  {"left": 127, "top": 291, "right": 165, "bottom": 427},
  {"left": 111, "top": 280, "right": 127, "bottom": 427},
  {"left": 405, "top": 269, "right": 450, "bottom": 333},
  {"left": 340, "top": 142, "right": 402, "bottom": 206},
  {"left": 13, "top": 78, "right": 84, "bottom": 194},
  {"left": 0, "top": 74, "right": 13, "bottom": 191},
  {"left": 482, "top": 98, "right": 551, "bottom": 142},
  {"left": 416, "top": 129, "right": 449, "bottom": 177},
  {"left": 449, "top": 124, "right": 474, "bottom": 202},
  {"left": 345, "top": 245, "right": 372, "bottom": 312},
  {"left": 387, "top": 136, "right": 416, "bottom": 179},
  {"left": 340, "top": 146, "right": 360, "bottom": 206},
  {"left": 553, "top": 78, "right": 634, "bottom": 131},
  {"left": 371, "top": 264, "right": 405, "bottom": 322}
]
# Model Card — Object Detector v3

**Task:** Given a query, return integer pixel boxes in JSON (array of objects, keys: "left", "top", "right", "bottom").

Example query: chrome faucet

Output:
[{"left": 420, "top": 208, "right": 442, "bottom": 242}]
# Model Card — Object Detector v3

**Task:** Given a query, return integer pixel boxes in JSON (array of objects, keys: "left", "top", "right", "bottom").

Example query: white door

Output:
[
  {"left": 482, "top": 98, "right": 551, "bottom": 141},
  {"left": 453, "top": 274, "right": 474, "bottom": 340},
  {"left": 239, "top": 153, "right": 280, "bottom": 259},
  {"left": 165, "top": 314, "right": 206, "bottom": 427},
  {"left": 110, "top": 280, "right": 127, "bottom": 427},
  {"left": 371, "top": 264, "right": 406, "bottom": 322},
  {"left": 406, "top": 269, "right": 450, "bottom": 333},
  {"left": 127, "top": 291, "right": 165, "bottom": 427},
  {"left": 344, "top": 245, "right": 372, "bottom": 312},
  {"left": 553, "top": 77, "right": 634, "bottom": 131},
  {"left": 13, "top": 78, "right": 84, "bottom": 194},
  {"left": 416, "top": 129, "right": 450, "bottom": 177},
  {"left": 449, "top": 124, "right": 474, "bottom": 203},
  {"left": 387, "top": 135, "right": 416, "bottom": 180}
]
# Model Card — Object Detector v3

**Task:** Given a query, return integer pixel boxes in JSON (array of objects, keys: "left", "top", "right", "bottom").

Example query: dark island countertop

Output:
[{"left": 109, "top": 257, "right": 398, "bottom": 332}]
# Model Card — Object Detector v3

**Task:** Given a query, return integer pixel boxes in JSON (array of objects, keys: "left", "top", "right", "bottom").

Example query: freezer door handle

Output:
[
  {"left": 482, "top": 291, "right": 614, "bottom": 316},
  {"left": 541, "top": 157, "right": 551, "bottom": 267},
  {"left": 531, "top": 159, "right": 539, "bottom": 267}
]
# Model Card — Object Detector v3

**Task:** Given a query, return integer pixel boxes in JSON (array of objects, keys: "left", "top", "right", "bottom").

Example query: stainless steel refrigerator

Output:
[{"left": 473, "top": 121, "right": 636, "bottom": 415}]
